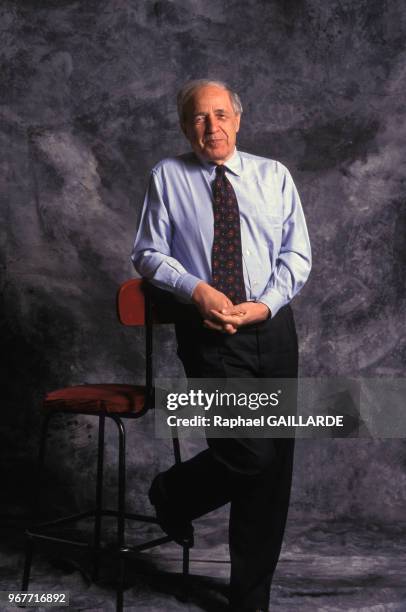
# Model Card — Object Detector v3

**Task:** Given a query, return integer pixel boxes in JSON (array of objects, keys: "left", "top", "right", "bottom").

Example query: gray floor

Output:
[{"left": 1, "top": 516, "right": 406, "bottom": 611}]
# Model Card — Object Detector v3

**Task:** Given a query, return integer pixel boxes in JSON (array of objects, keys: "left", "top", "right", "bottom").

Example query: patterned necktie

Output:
[{"left": 211, "top": 164, "right": 246, "bottom": 304}]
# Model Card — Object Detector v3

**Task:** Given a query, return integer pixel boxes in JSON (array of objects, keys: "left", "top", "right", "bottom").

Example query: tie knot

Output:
[{"left": 215, "top": 164, "right": 225, "bottom": 178}]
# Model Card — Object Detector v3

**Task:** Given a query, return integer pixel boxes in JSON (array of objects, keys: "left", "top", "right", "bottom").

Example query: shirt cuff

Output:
[
  {"left": 175, "top": 273, "right": 203, "bottom": 303},
  {"left": 257, "top": 289, "right": 288, "bottom": 319}
]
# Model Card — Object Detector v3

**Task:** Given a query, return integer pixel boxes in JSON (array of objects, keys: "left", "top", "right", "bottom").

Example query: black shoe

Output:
[{"left": 148, "top": 473, "right": 194, "bottom": 547}]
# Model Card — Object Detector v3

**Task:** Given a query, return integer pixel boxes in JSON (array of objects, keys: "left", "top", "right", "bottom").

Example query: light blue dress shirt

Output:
[{"left": 131, "top": 148, "right": 311, "bottom": 317}]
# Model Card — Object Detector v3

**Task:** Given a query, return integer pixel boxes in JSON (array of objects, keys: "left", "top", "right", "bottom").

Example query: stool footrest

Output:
[
  {"left": 102, "top": 509, "right": 158, "bottom": 524},
  {"left": 24, "top": 530, "right": 178, "bottom": 555},
  {"left": 121, "top": 534, "right": 172, "bottom": 553},
  {"left": 28, "top": 510, "right": 95, "bottom": 530},
  {"left": 27, "top": 509, "right": 160, "bottom": 530},
  {"left": 25, "top": 531, "right": 91, "bottom": 549}
]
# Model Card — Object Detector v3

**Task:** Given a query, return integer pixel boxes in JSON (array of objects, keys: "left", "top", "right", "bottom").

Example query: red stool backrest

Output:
[
  {"left": 117, "top": 279, "right": 180, "bottom": 326},
  {"left": 116, "top": 279, "right": 182, "bottom": 392},
  {"left": 117, "top": 279, "right": 146, "bottom": 326}
]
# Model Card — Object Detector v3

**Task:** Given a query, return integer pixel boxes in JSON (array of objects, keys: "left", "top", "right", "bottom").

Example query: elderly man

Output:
[{"left": 131, "top": 79, "right": 311, "bottom": 612}]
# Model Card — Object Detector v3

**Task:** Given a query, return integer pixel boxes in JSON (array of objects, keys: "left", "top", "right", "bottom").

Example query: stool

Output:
[{"left": 21, "top": 279, "right": 192, "bottom": 611}]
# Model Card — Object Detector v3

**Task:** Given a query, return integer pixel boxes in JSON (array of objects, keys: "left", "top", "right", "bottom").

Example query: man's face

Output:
[{"left": 182, "top": 85, "right": 241, "bottom": 164}]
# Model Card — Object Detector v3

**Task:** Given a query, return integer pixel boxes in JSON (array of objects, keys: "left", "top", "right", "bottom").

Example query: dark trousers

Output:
[{"left": 162, "top": 304, "right": 298, "bottom": 610}]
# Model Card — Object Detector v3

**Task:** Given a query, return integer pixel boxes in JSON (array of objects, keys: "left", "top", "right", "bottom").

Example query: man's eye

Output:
[{"left": 194, "top": 116, "right": 205, "bottom": 123}]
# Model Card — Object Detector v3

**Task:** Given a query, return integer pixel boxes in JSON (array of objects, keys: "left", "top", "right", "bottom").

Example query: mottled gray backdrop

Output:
[{"left": 1, "top": 0, "right": 406, "bottom": 527}]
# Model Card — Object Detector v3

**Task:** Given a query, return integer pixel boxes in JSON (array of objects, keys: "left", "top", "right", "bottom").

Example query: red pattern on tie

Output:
[{"left": 211, "top": 165, "right": 246, "bottom": 304}]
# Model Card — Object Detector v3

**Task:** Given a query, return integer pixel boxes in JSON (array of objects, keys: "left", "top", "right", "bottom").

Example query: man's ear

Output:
[
  {"left": 235, "top": 113, "right": 241, "bottom": 133},
  {"left": 180, "top": 117, "right": 189, "bottom": 137}
]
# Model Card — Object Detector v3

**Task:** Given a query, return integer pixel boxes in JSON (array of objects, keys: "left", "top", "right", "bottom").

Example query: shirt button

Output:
[
  {"left": 253, "top": 281, "right": 259, "bottom": 286},
  {"left": 246, "top": 249, "right": 250, "bottom": 256}
]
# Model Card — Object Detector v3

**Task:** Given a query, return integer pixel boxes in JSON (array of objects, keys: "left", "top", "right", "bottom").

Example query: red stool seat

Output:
[{"left": 44, "top": 384, "right": 146, "bottom": 414}]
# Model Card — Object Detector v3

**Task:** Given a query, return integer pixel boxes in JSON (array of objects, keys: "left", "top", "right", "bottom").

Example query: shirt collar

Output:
[{"left": 195, "top": 147, "right": 242, "bottom": 177}]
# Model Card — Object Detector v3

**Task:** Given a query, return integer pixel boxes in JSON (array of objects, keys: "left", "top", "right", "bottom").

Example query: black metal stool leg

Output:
[
  {"left": 182, "top": 541, "right": 190, "bottom": 576},
  {"left": 34, "top": 411, "right": 53, "bottom": 520},
  {"left": 21, "top": 536, "right": 33, "bottom": 591},
  {"left": 117, "top": 555, "right": 125, "bottom": 612},
  {"left": 183, "top": 541, "right": 191, "bottom": 601},
  {"left": 112, "top": 416, "right": 126, "bottom": 612},
  {"left": 21, "top": 411, "right": 53, "bottom": 591},
  {"left": 92, "top": 415, "right": 105, "bottom": 582},
  {"left": 173, "top": 430, "right": 191, "bottom": 599},
  {"left": 114, "top": 417, "right": 126, "bottom": 549},
  {"left": 172, "top": 433, "right": 182, "bottom": 465}
]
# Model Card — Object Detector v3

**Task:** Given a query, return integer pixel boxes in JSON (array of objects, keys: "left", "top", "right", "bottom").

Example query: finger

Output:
[
  {"left": 220, "top": 309, "right": 246, "bottom": 316},
  {"left": 210, "top": 310, "right": 244, "bottom": 325},
  {"left": 208, "top": 309, "right": 231, "bottom": 322},
  {"left": 203, "top": 319, "right": 225, "bottom": 331},
  {"left": 204, "top": 319, "right": 237, "bottom": 334},
  {"left": 210, "top": 308, "right": 244, "bottom": 317}
]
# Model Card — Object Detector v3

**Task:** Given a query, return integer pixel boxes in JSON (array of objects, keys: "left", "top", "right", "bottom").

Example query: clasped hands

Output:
[{"left": 192, "top": 282, "right": 270, "bottom": 335}]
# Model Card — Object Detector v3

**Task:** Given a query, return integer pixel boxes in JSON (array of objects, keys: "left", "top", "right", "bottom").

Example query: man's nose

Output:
[{"left": 206, "top": 114, "right": 219, "bottom": 132}]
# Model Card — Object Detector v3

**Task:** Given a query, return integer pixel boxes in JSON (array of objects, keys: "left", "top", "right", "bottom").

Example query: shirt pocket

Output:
[
  {"left": 252, "top": 181, "right": 283, "bottom": 240},
  {"left": 256, "top": 213, "right": 283, "bottom": 261}
]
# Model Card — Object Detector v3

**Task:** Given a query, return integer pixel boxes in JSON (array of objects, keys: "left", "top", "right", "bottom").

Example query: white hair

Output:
[{"left": 177, "top": 79, "right": 243, "bottom": 124}]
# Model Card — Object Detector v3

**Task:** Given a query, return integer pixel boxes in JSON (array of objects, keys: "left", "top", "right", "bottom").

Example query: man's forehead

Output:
[{"left": 188, "top": 86, "right": 234, "bottom": 110}]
